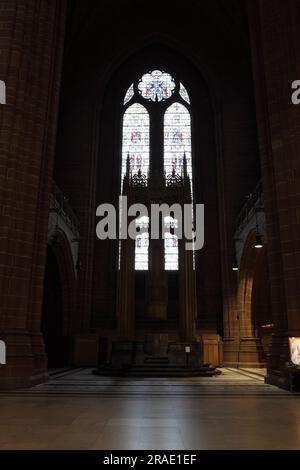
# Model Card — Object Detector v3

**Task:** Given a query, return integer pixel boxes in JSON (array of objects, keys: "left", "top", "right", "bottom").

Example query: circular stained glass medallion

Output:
[{"left": 138, "top": 70, "right": 175, "bottom": 102}]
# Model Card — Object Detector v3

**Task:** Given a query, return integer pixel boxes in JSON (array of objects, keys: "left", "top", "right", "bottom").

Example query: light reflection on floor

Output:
[{"left": 0, "top": 368, "right": 299, "bottom": 450}]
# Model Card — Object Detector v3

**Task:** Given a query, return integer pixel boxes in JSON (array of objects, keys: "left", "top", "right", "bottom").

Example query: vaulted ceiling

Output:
[{"left": 64, "top": 0, "right": 250, "bottom": 61}]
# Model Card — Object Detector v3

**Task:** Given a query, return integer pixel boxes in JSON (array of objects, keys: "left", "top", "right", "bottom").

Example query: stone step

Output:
[
  {"left": 144, "top": 357, "right": 170, "bottom": 364},
  {"left": 95, "top": 364, "right": 218, "bottom": 378},
  {"left": 121, "top": 368, "right": 217, "bottom": 378}
]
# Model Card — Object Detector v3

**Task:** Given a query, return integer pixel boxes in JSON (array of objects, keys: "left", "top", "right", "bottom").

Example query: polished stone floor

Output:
[{"left": 0, "top": 368, "right": 299, "bottom": 450}]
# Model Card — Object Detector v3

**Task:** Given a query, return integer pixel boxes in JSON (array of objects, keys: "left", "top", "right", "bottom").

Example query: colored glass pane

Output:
[
  {"left": 179, "top": 83, "right": 190, "bottom": 104},
  {"left": 164, "top": 231, "right": 179, "bottom": 271},
  {"left": 124, "top": 83, "right": 134, "bottom": 105},
  {"left": 135, "top": 217, "right": 149, "bottom": 270},
  {"left": 138, "top": 70, "right": 175, "bottom": 102},
  {"left": 164, "top": 102, "right": 192, "bottom": 186},
  {"left": 121, "top": 103, "right": 150, "bottom": 191}
]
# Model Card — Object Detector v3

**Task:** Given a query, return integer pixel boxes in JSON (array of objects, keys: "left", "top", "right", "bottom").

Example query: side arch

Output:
[
  {"left": 48, "top": 229, "right": 77, "bottom": 336},
  {"left": 42, "top": 229, "right": 77, "bottom": 367},
  {"left": 236, "top": 230, "right": 267, "bottom": 366}
]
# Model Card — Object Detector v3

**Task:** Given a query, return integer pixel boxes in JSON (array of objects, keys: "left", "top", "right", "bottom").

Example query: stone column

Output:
[
  {"left": 116, "top": 237, "right": 135, "bottom": 341},
  {"left": 116, "top": 168, "right": 135, "bottom": 341},
  {"left": 0, "top": 0, "right": 67, "bottom": 389},
  {"left": 179, "top": 166, "right": 197, "bottom": 342},
  {"left": 248, "top": 0, "right": 300, "bottom": 388},
  {"left": 179, "top": 239, "right": 197, "bottom": 342},
  {"left": 147, "top": 238, "right": 167, "bottom": 320}
]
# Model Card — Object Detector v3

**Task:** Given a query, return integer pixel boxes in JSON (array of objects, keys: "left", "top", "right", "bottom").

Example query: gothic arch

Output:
[
  {"left": 95, "top": 35, "right": 220, "bottom": 111},
  {"left": 238, "top": 230, "right": 259, "bottom": 336},
  {"left": 48, "top": 229, "right": 77, "bottom": 336},
  {"left": 93, "top": 44, "right": 223, "bottom": 332},
  {"left": 251, "top": 247, "right": 273, "bottom": 357},
  {"left": 236, "top": 230, "right": 266, "bottom": 366},
  {"left": 42, "top": 229, "right": 77, "bottom": 367}
]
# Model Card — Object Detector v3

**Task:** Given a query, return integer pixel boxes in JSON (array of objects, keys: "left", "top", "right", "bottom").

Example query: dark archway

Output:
[
  {"left": 41, "top": 230, "right": 77, "bottom": 368},
  {"left": 42, "top": 246, "right": 64, "bottom": 368}
]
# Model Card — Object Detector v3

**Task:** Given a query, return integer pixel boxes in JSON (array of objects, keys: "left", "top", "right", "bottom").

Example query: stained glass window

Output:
[
  {"left": 179, "top": 83, "right": 190, "bottom": 104},
  {"left": 120, "top": 73, "right": 193, "bottom": 273},
  {"left": 124, "top": 83, "right": 134, "bottom": 105},
  {"left": 121, "top": 103, "right": 150, "bottom": 191},
  {"left": 138, "top": 70, "right": 175, "bottom": 102},
  {"left": 164, "top": 102, "right": 192, "bottom": 186},
  {"left": 135, "top": 216, "right": 149, "bottom": 270}
]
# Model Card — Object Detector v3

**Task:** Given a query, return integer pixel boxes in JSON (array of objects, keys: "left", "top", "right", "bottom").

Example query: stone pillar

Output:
[
  {"left": 179, "top": 165, "right": 197, "bottom": 342},
  {"left": 179, "top": 239, "right": 197, "bottom": 341},
  {"left": 248, "top": 0, "right": 300, "bottom": 387},
  {"left": 116, "top": 166, "right": 135, "bottom": 341},
  {"left": 116, "top": 236, "right": 135, "bottom": 341},
  {"left": 216, "top": 127, "right": 240, "bottom": 366},
  {"left": 0, "top": 0, "right": 67, "bottom": 389},
  {"left": 147, "top": 238, "right": 167, "bottom": 320}
]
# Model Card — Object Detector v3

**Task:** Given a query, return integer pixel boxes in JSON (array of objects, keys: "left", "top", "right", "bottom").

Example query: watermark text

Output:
[{"left": 96, "top": 197, "right": 204, "bottom": 251}]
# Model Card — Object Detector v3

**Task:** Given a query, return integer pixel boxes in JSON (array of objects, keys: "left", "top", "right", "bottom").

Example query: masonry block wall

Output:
[
  {"left": 0, "top": 0, "right": 66, "bottom": 389},
  {"left": 248, "top": 0, "right": 300, "bottom": 388}
]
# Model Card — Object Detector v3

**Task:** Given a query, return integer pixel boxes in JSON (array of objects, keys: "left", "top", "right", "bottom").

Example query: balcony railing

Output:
[
  {"left": 235, "top": 180, "right": 264, "bottom": 235},
  {"left": 50, "top": 182, "right": 80, "bottom": 236}
]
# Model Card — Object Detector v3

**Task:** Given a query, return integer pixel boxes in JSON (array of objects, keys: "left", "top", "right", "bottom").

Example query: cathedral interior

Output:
[{"left": 1, "top": 0, "right": 300, "bottom": 452}]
